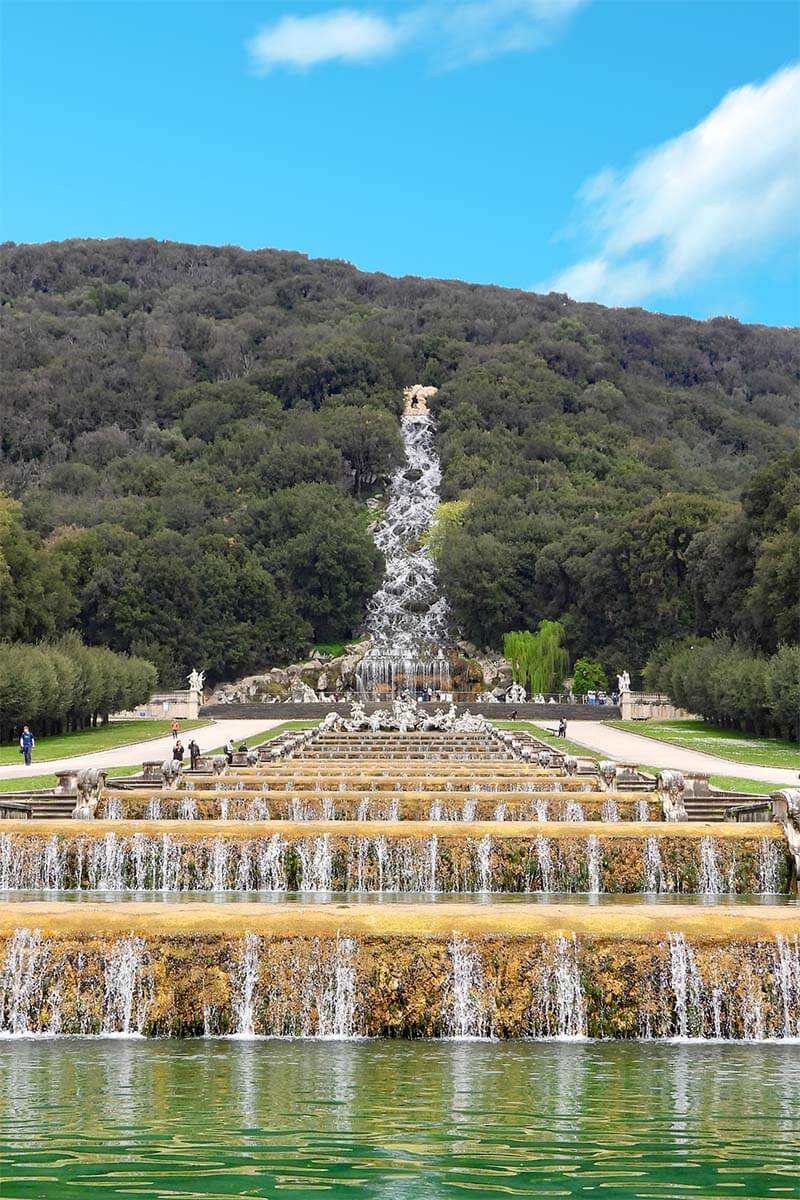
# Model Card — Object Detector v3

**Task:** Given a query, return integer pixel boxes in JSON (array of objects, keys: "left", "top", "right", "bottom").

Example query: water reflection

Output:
[{"left": 0, "top": 1040, "right": 798, "bottom": 1198}]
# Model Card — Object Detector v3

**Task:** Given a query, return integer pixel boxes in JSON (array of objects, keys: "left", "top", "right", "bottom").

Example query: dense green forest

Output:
[{"left": 1, "top": 238, "right": 797, "bottom": 689}]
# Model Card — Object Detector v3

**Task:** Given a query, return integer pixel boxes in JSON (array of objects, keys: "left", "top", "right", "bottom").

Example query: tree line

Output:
[
  {"left": 0, "top": 633, "right": 157, "bottom": 742},
  {"left": 646, "top": 638, "right": 799, "bottom": 741},
  {"left": 0, "top": 238, "right": 797, "bottom": 699}
]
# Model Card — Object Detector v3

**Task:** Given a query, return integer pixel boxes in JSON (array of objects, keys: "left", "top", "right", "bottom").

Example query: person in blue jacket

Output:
[{"left": 19, "top": 726, "right": 35, "bottom": 766}]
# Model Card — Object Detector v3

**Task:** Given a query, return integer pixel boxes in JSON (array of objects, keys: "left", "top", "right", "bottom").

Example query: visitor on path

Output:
[
  {"left": 19, "top": 725, "right": 35, "bottom": 766},
  {"left": 188, "top": 739, "right": 200, "bottom": 770},
  {"left": 225, "top": 738, "right": 235, "bottom": 765},
  {"left": 173, "top": 739, "right": 184, "bottom": 763},
  {"left": 558, "top": 718, "right": 567, "bottom": 739},
  {"left": 171, "top": 719, "right": 180, "bottom": 740}
]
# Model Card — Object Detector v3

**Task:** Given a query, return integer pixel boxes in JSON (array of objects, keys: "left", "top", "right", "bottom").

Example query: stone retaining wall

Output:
[{"left": 200, "top": 702, "right": 621, "bottom": 721}]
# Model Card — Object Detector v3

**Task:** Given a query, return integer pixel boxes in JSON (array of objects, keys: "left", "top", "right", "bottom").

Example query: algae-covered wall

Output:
[
  {"left": 97, "top": 792, "right": 661, "bottom": 822},
  {"left": 185, "top": 772, "right": 608, "bottom": 792},
  {"left": 1, "top": 925, "right": 797, "bottom": 1040},
  {"left": 0, "top": 827, "right": 790, "bottom": 893}
]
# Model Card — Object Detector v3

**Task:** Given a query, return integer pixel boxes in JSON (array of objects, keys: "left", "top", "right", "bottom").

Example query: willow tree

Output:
[{"left": 503, "top": 621, "right": 568, "bottom": 695}]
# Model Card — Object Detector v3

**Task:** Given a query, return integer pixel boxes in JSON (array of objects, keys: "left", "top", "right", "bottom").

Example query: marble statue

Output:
[{"left": 187, "top": 668, "right": 205, "bottom": 692}]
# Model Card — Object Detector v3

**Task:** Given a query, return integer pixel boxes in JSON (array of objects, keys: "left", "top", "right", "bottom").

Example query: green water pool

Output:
[{"left": 1, "top": 1040, "right": 798, "bottom": 1198}]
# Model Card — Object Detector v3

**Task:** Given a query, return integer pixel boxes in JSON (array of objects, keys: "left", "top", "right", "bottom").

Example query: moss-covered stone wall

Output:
[
  {"left": 98, "top": 791, "right": 661, "bottom": 822},
  {"left": 0, "top": 825, "right": 790, "bottom": 894},
  {"left": 1, "top": 916, "right": 797, "bottom": 1039}
]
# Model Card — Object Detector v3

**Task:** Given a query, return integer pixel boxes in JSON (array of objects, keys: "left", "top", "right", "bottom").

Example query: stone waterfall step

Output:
[
  {"left": 1, "top": 901, "right": 797, "bottom": 1038},
  {"left": 1, "top": 819, "right": 791, "bottom": 896},
  {"left": 97, "top": 788, "right": 661, "bottom": 822}
]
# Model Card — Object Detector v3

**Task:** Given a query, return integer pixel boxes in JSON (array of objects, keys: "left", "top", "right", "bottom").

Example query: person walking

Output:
[
  {"left": 188, "top": 739, "right": 200, "bottom": 770},
  {"left": 171, "top": 719, "right": 180, "bottom": 741},
  {"left": 19, "top": 725, "right": 35, "bottom": 766}
]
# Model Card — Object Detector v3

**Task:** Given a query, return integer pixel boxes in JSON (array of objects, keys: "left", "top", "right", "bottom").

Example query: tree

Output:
[
  {"left": 327, "top": 406, "right": 404, "bottom": 494},
  {"left": 504, "top": 621, "right": 568, "bottom": 695},
  {"left": 645, "top": 636, "right": 799, "bottom": 740},
  {"left": 571, "top": 657, "right": 608, "bottom": 695}
]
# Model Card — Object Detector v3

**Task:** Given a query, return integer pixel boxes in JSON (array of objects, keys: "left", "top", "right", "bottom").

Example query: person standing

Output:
[
  {"left": 19, "top": 725, "right": 35, "bottom": 766},
  {"left": 173, "top": 739, "right": 184, "bottom": 764},
  {"left": 188, "top": 739, "right": 201, "bottom": 770},
  {"left": 171, "top": 719, "right": 180, "bottom": 740},
  {"left": 225, "top": 738, "right": 234, "bottom": 766}
]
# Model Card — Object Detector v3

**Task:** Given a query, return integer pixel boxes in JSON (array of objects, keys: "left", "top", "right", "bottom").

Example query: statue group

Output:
[{"left": 187, "top": 669, "right": 205, "bottom": 693}]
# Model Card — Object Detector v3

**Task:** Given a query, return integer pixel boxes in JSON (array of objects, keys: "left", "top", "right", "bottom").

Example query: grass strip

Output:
[
  {"left": 0, "top": 719, "right": 209, "bottom": 767},
  {"left": 610, "top": 719, "right": 800, "bottom": 769}
]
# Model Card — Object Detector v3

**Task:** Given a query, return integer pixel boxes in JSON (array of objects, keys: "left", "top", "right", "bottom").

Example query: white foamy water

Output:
[{"left": 357, "top": 393, "right": 451, "bottom": 697}]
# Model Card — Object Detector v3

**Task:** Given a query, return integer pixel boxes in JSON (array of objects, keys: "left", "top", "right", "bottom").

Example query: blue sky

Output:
[{"left": 1, "top": 1, "right": 798, "bottom": 325}]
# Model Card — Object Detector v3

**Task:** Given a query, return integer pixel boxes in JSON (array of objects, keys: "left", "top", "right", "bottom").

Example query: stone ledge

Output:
[{"left": 200, "top": 702, "right": 621, "bottom": 720}]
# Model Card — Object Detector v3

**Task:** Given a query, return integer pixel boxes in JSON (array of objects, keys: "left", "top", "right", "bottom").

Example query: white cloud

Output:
[
  {"left": 542, "top": 63, "right": 800, "bottom": 307},
  {"left": 434, "top": 0, "right": 587, "bottom": 67},
  {"left": 248, "top": 10, "right": 403, "bottom": 72},
  {"left": 248, "top": 1, "right": 587, "bottom": 73}
]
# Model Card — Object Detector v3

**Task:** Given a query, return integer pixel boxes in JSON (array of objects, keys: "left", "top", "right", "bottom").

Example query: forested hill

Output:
[{"left": 1, "top": 237, "right": 798, "bottom": 686}]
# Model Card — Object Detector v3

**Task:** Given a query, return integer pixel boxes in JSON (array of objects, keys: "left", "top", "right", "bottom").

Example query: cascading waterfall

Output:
[
  {"left": 103, "top": 936, "right": 150, "bottom": 1036},
  {"left": 699, "top": 836, "right": 723, "bottom": 896},
  {"left": 356, "top": 388, "right": 451, "bottom": 699},
  {"left": 0, "top": 832, "right": 789, "bottom": 896},
  {"left": 758, "top": 838, "right": 780, "bottom": 894},
  {"left": 446, "top": 937, "right": 490, "bottom": 1038},
  {"left": 298, "top": 836, "right": 333, "bottom": 892},
  {"left": 776, "top": 935, "right": 800, "bottom": 1038},
  {"left": 476, "top": 836, "right": 492, "bottom": 893},
  {"left": 1, "top": 930, "right": 798, "bottom": 1038},
  {"left": 232, "top": 933, "right": 260, "bottom": 1036},
  {"left": 0, "top": 930, "right": 48, "bottom": 1036},
  {"left": 535, "top": 835, "right": 554, "bottom": 892},
  {"left": 643, "top": 836, "right": 666, "bottom": 893},
  {"left": 226, "top": 934, "right": 360, "bottom": 1038},
  {"left": 668, "top": 932, "right": 703, "bottom": 1038},
  {"left": 317, "top": 937, "right": 358, "bottom": 1039},
  {"left": 546, "top": 934, "right": 587, "bottom": 1040},
  {"left": 586, "top": 836, "right": 602, "bottom": 896}
]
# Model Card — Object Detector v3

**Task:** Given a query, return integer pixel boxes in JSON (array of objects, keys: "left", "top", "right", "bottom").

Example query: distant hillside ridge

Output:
[{"left": 0, "top": 237, "right": 797, "bottom": 685}]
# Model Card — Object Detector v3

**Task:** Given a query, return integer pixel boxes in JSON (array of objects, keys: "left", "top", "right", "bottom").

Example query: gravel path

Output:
[
  {"left": 536, "top": 720, "right": 798, "bottom": 786},
  {"left": 0, "top": 720, "right": 283, "bottom": 781}
]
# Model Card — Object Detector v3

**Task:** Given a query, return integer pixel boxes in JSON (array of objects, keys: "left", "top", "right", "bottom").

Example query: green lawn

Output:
[
  {"left": 492, "top": 721, "right": 599, "bottom": 761},
  {"left": 612, "top": 719, "right": 800, "bottom": 769},
  {"left": 204, "top": 721, "right": 318, "bottom": 756},
  {"left": 0, "top": 719, "right": 208, "bottom": 766},
  {"left": 0, "top": 723, "right": 318, "bottom": 793},
  {"left": 0, "top": 720, "right": 316, "bottom": 796},
  {"left": 709, "top": 776, "right": 778, "bottom": 796},
  {"left": 636, "top": 764, "right": 774, "bottom": 795},
  {"left": 314, "top": 642, "right": 348, "bottom": 658},
  {"left": 0, "top": 765, "right": 135, "bottom": 793}
]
